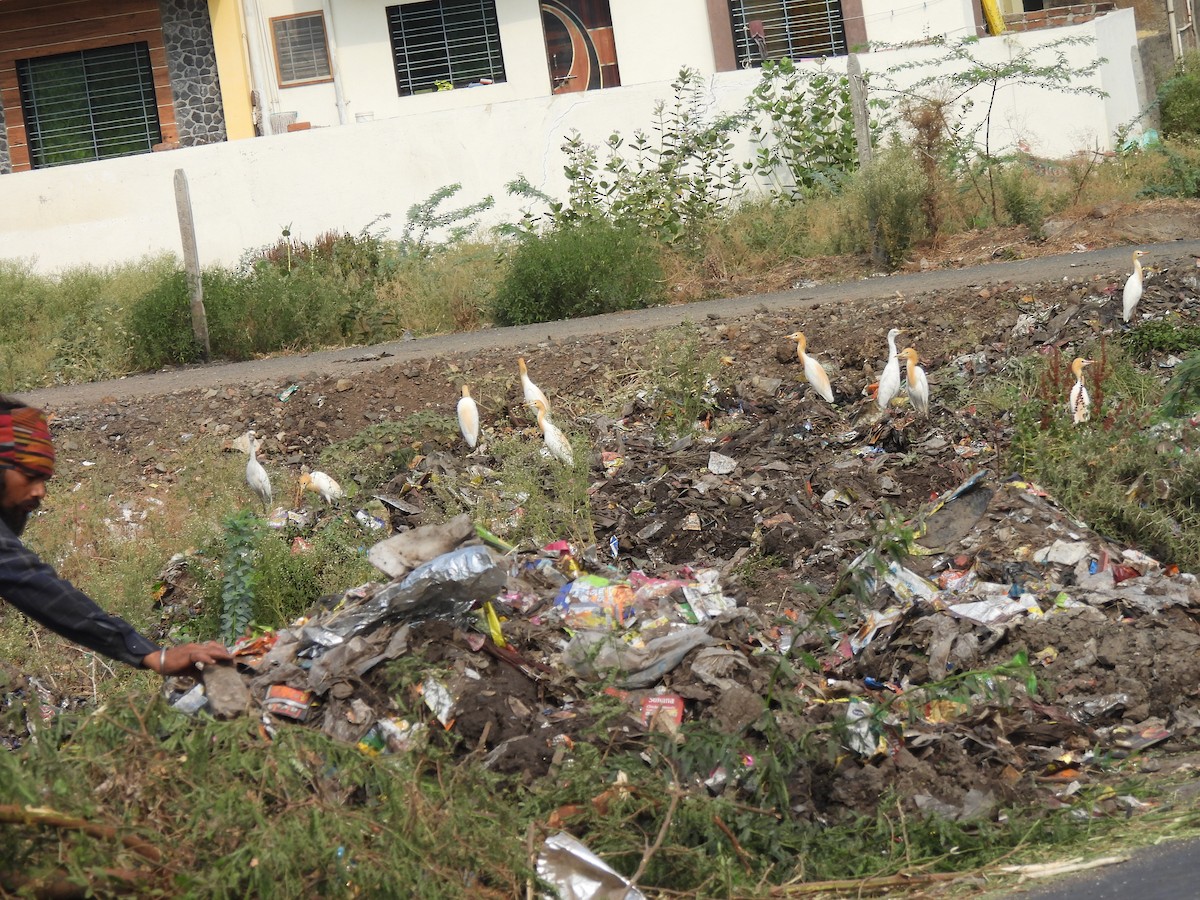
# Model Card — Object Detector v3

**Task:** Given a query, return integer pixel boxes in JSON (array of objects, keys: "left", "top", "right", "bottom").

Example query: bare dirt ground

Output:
[{"left": 13, "top": 200, "right": 1200, "bottom": 868}]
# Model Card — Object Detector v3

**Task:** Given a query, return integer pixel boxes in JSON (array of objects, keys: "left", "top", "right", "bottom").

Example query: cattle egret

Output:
[
  {"left": 299, "top": 471, "right": 344, "bottom": 506},
  {"left": 518, "top": 357, "right": 550, "bottom": 413},
  {"left": 876, "top": 328, "right": 902, "bottom": 410},
  {"left": 1122, "top": 250, "right": 1147, "bottom": 323},
  {"left": 786, "top": 331, "right": 834, "bottom": 403},
  {"left": 534, "top": 399, "right": 573, "bottom": 465},
  {"left": 457, "top": 384, "right": 480, "bottom": 449},
  {"left": 1068, "top": 357, "right": 1092, "bottom": 424},
  {"left": 899, "top": 347, "right": 929, "bottom": 416},
  {"left": 244, "top": 431, "right": 271, "bottom": 512}
]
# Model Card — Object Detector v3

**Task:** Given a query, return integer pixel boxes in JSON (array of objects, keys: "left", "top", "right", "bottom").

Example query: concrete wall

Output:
[
  {"left": 0, "top": 12, "right": 1144, "bottom": 274},
  {"left": 859, "top": 0, "right": 980, "bottom": 43}
]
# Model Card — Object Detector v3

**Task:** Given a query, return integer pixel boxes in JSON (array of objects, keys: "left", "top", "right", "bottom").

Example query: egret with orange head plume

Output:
[
  {"left": 899, "top": 347, "right": 929, "bottom": 416},
  {"left": 1068, "top": 357, "right": 1092, "bottom": 424},
  {"left": 518, "top": 357, "right": 549, "bottom": 414},
  {"left": 298, "top": 470, "right": 344, "bottom": 506},
  {"left": 786, "top": 331, "right": 834, "bottom": 403},
  {"left": 533, "top": 399, "right": 573, "bottom": 465}
]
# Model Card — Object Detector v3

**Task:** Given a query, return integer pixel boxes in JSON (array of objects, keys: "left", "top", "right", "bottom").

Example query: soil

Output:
[{"left": 13, "top": 200, "right": 1200, "bottom": 840}]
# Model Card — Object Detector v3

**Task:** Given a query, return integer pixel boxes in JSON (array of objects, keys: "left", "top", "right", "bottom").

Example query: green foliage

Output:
[
  {"left": 506, "top": 68, "right": 748, "bottom": 245},
  {"left": 1122, "top": 318, "right": 1200, "bottom": 358},
  {"left": 492, "top": 219, "right": 664, "bottom": 326},
  {"left": 1133, "top": 144, "right": 1200, "bottom": 199},
  {"left": 126, "top": 269, "right": 200, "bottom": 369},
  {"left": 219, "top": 509, "right": 261, "bottom": 644},
  {"left": 748, "top": 58, "right": 879, "bottom": 198},
  {"left": 1158, "top": 52, "right": 1200, "bottom": 138},
  {"left": 398, "top": 184, "right": 494, "bottom": 256},
  {"left": 647, "top": 323, "right": 724, "bottom": 438},
  {"left": 996, "top": 163, "right": 1046, "bottom": 233},
  {"left": 1162, "top": 351, "right": 1200, "bottom": 419},
  {"left": 1006, "top": 350, "right": 1200, "bottom": 569},
  {"left": 878, "top": 33, "right": 1107, "bottom": 218},
  {"left": 841, "top": 142, "right": 929, "bottom": 268}
]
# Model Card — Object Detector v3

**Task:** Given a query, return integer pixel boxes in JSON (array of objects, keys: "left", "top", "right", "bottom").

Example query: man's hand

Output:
[{"left": 143, "top": 641, "right": 233, "bottom": 677}]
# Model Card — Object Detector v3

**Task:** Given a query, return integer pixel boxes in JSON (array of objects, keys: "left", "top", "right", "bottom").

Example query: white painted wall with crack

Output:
[{"left": 0, "top": 10, "right": 1144, "bottom": 274}]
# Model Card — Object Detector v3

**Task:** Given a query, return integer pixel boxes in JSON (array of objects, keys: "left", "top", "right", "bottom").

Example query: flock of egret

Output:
[
  {"left": 242, "top": 250, "right": 1151, "bottom": 506},
  {"left": 787, "top": 325, "right": 930, "bottom": 416}
]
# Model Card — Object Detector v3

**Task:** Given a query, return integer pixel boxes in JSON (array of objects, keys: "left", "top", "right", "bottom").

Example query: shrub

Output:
[
  {"left": 841, "top": 143, "right": 929, "bottom": 268},
  {"left": 492, "top": 220, "right": 664, "bottom": 326},
  {"left": 996, "top": 164, "right": 1045, "bottom": 234},
  {"left": 126, "top": 269, "right": 201, "bottom": 370},
  {"left": 1158, "top": 52, "right": 1200, "bottom": 138}
]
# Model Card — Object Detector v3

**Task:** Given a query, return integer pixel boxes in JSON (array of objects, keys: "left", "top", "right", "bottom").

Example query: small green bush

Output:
[
  {"left": 492, "top": 220, "right": 664, "bottom": 326},
  {"left": 997, "top": 164, "right": 1045, "bottom": 234},
  {"left": 841, "top": 143, "right": 929, "bottom": 268},
  {"left": 1158, "top": 52, "right": 1200, "bottom": 138},
  {"left": 126, "top": 269, "right": 200, "bottom": 370}
]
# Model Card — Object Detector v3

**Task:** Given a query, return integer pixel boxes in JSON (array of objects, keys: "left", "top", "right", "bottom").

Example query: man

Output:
[{"left": 0, "top": 397, "right": 230, "bottom": 676}]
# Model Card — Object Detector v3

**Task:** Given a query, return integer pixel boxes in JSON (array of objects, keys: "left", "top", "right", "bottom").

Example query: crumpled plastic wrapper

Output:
[
  {"left": 536, "top": 832, "right": 646, "bottom": 900},
  {"left": 299, "top": 544, "right": 504, "bottom": 654},
  {"left": 565, "top": 626, "right": 715, "bottom": 689}
]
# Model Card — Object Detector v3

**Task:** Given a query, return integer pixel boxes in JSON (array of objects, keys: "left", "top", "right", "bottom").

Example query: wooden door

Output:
[{"left": 541, "top": 0, "right": 620, "bottom": 94}]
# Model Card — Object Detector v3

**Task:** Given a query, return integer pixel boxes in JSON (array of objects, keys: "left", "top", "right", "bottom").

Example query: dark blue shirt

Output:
[{"left": 0, "top": 517, "right": 159, "bottom": 667}]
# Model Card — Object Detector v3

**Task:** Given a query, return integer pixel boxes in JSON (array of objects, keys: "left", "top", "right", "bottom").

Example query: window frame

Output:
[
  {"left": 16, "top": 41, "right": 163, "bottom": 170},
  {"left": 270, "top": 11, "right": 334, "bottom": 89},
  {"left": 385, "top": 0, "right": 506, "bottom": 98},
  {"left": 727, "top": 0, "right": 848, "bottom": 68}
]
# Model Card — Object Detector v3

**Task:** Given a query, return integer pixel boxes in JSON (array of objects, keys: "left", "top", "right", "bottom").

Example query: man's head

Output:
[{"left": 0, "top": 397, "right": 55, "bottom": 536}]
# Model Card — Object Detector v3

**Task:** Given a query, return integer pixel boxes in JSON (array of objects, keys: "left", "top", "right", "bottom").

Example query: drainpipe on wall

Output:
[
  {"left": 1166, "top": 0, "right": 1183, "bottom": 63},
  {"left": 241, "top": 0, "right": 275, "bottom": 135},
  {"left": 320, "top": 0, "right": 349, "bottom": 125}
]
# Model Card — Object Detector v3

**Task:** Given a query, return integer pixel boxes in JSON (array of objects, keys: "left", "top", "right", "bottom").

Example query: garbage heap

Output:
[{"left": 161, "top": 468, "right": 1200, "bottom": 824}]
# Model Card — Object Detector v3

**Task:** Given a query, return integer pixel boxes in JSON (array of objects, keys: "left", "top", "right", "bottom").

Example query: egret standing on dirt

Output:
[
  {"left": 1068, "top": 357, "right": 1092, "bottom": 424},
  {"left": 898, "top": 347, "right": 929, "bottom": 417},
  {"left": 876, "top": 328, "right": 903, "bottom": 410},
  {"left": 244, "top": 430, "right": 272, "bottom": 513},
  {"left": 533, "top": 399, "right": 573, "bottom": 465},
  {"left": 457, "top": 385, "right": 480, "bottom": 450},
  {"left": 786, "top": 331, "right": 834, "bottom": 403},
  {"left": 1122, "top": 250, "right": 1147, "bottom": 323},
  {"left": 518, "top": 357, "right": 550, "bottom": 414},
  {"left": 298, "top": 470, "right": 344, "bottom": 506}
]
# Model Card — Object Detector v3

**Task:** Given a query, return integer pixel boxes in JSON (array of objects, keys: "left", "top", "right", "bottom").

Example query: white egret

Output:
[
  {"left": 533, "top": 399, "right": 573, "bottom": 465},
  {"left": 518, "top": 357, "right": 550, "bottom": 413},
  {"left": 1068, "top": 357, "right": 1092, "bottom": 424},
  {"left": 244, "top": 431, "right": 271, "bottom": 513},
  {"left": 457, "top": 384, "right": 480, "bottom": 449},
  {"left": 785, "top": 331, "right": 834, "bottom": 403},
  {"left": 876, "top": 328, "right": 903, "bottom": 410},
  {"left": 899, "top": 347, "right": 929, "bottom": 417},
  {"left": 1122, "top": 250, "right": 1147, "bottom": 323}
]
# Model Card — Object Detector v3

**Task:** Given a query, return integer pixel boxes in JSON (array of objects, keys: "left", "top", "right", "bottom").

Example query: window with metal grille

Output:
[
  {"left": 386, "top": 0, "right": 505, "bottom": 96},
  {"left": 17, "top": 43, "right": 162, "bottom": 170},
  {"left": 272, "top": 12, "right": 332, "bottom": 86},
  {"left": 728, "top": 1, "right": 847, "bottom": 67}
]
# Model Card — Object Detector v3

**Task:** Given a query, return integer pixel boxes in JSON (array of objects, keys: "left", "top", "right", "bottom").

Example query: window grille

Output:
[
  {"left": 17, "top": 42, "right": 161, "bottom": 170},
  {"left": 728, "top": 0, "right": 847, "bottom": 67},
  {"left": 272, "top": 13, "right": 332, "bottom": 85},
  {"left": 386, "top": 0, "right": 505, "bottom": 96}
]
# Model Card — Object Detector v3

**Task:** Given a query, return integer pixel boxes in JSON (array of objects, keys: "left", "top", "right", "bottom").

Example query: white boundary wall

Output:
[{"left": 0, "top": 11, "right": 1141, "bottom": 274}]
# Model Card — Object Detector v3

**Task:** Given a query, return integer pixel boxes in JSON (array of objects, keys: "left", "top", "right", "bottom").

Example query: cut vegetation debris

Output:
[{"left": 3, "top": 250, "right": 1200, "bottom": 896}]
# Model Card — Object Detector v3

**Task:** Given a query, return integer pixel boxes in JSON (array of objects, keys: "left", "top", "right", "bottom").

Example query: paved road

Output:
[
  {"left": 1004, "top": 835, "right": 1200, "bottom": 899},
  {"left": 23, "top": 238, "right": 1200, "bottom": 412}
]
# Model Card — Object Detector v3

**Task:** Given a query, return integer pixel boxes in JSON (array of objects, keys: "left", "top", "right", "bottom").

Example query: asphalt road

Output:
[
  {"left": 1004, "top": 835, "right": 1200, "bottom": 899},
  {"left": 23, "top": 238, "right": 1200, "bottom": 413}
]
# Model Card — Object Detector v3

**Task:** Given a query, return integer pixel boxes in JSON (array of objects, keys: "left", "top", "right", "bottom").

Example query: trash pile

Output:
[{"left": 154, "top": 461, "right": 1200, "bottom": 831}]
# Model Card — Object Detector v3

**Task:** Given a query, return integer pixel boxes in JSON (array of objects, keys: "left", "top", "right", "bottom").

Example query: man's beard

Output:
[{"left": 0, "top": 483, "right": 29, "bottom": 536}]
